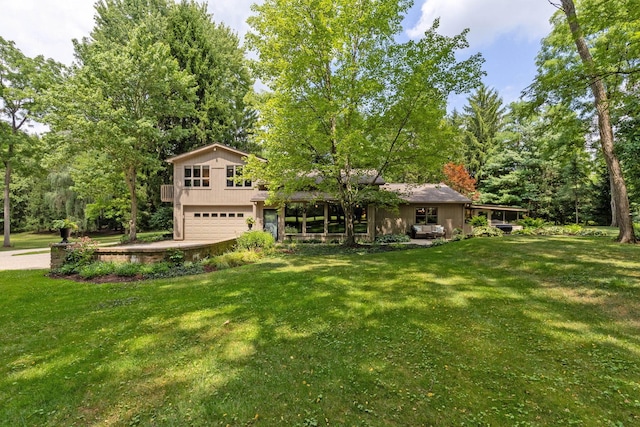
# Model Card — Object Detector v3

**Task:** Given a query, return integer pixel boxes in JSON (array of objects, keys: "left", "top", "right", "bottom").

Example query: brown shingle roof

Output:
[{"left": 383, "top": 183, "right": 471, "bottom": 204}]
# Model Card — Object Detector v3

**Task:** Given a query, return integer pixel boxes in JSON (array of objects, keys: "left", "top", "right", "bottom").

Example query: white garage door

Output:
[{"left": 184, "top": 206, "right": 252, "bottom": 241}]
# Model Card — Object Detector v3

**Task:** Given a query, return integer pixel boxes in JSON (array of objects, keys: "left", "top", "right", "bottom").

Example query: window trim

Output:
[{"left": 184, "top": 165, "right": 210, "bottom": 188}]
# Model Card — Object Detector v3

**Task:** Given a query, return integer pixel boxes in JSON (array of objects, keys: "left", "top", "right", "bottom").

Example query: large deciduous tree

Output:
[
  {"left": 48, "top": 19, "right": 196, "bottom": 241},
  {"left": 246, "top": 0, "right": 483, "bottom": 245},
  {"left": 535, "top": 0, "right": 637, "bottom": 242},
  {"left": 1, "top": 37, "right": 61, "bottom": 247}
]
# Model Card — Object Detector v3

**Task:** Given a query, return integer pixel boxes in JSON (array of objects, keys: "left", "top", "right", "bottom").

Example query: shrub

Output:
[
  {"left": 165, "top": 248, "right": 186, "bottom": 265},
  {"left": 237, "top": 231, "right": 275, "bottom": 252},
  {"left": 114, "top": 262, "right": 144, "bottom": 277},
  {"left": 61, "top": 237, "right": 99, "bottom": 273},
  {"left": 468, "top": 216, "right": 488, "bottom": 227},
  {"left": 375, "top": 234, "right": 411, "bottom": 244},
  {"left": 471, "top": 226, "right": 504, "bottom": 237},
  {"left": 430, "top": 237, "right": 448, "bottom": 247},
  {"left": 517, "top": 217, "right": 547, "bottom": 229},
  {"left": 79, "top": 262, "right": 116, "bottom": 279},
  {"left": 149, "top": 206, "right": 173, "bottom": 231},
  {"left": 206, "top": 250, "right": 262, "bottom": 270},
  {"left": 563, "top": 224, "right": 583, "bottom": 235},
  {"left": 578, "top": 228, "right": 609, "bottom": 237}
]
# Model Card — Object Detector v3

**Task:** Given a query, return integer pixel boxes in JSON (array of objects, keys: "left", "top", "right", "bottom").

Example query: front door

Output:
[{"left": 264, "top": 209, "right": 279, "bottom": 241}]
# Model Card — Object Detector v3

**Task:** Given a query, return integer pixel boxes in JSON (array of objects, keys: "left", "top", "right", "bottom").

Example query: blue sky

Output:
[{"left": 0, "top": 0, "right": 557, "bottom": 112}]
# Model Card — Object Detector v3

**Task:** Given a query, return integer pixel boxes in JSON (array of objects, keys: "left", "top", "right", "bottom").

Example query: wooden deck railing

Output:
[{"left": 160, "top": 185, "right": 174, "bottom": 202}]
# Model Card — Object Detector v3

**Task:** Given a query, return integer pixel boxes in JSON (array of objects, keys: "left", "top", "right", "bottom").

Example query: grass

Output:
[
  {"left": 1, "top": 231, "right": 167, "bottom": 252},
  {"left": 1, "top": 235, "right": 639, "bottom": 426}
]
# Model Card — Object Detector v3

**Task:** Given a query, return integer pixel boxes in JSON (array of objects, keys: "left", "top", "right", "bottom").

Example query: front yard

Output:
[{"left": 1, "top": 235, "right": 639, "bottom": 425}]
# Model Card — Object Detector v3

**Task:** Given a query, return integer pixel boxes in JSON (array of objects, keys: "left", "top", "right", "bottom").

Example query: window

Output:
[
  {"left": 228, "top": 213, "right": 236, "bottom": 218},
  {"left": 220, "top": 213, "right": 227, "bottom": 218},
  {"left": 226, "top": 165, "right": 252, "bottom": 188},
  {"left": 184, "top": 165, "right": 210, "bottom": 188},
  {"left": 285, "top": 203, "right": 304, "bottom": 234},
  {"left": 416, "top": 207, "right": 438, "bottom": 224},
  {"left": 203, "top": 213, "right": 210, "bottom": 218},
  {"left": 328, "top": 203, "right": 346, "bottom": 233},
  {"left": 306, "top": 203, "right": 325, "bottom": 233},
  {"left": 354, "top": 205, "right": 368, "bottom": 233}
]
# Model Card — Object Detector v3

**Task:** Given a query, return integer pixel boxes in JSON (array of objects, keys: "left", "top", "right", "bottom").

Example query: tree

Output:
[
  {"left": 246, "top": 0, "right": 484, "bottom": 245},
  {"left": 165, "top": 1, "right": 256, "bottom": 154},
  {"left": 48, "top": 19, "right": 196, "bottom": 241},
  {"left": 461, "top": 84, "right": 505, "bottom": 185},
  {"left": 535, "top": 0, "right": 637, "bottom": 242},
  {"left": 1, "top": 37, "right": 61, "bottom": 247},
  {"left": 442, "top": 163, "right": 478, "bottom": 200}
]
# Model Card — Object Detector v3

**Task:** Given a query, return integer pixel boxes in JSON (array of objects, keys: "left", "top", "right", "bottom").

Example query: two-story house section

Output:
[{"left": 163, "top": 143, "right": 265, "bottom": 241}]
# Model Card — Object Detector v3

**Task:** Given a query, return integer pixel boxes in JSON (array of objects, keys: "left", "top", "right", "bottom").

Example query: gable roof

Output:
[
  {"left": 166, "top": 143, "right": 266, "bottom": 164},
  {"left": 383, "top": 183, "right": 471, "bottom": 204}
]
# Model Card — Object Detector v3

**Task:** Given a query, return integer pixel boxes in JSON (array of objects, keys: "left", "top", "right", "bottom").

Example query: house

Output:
[{"left": 162, "top": 143, "right": 471, "bottom": 242}]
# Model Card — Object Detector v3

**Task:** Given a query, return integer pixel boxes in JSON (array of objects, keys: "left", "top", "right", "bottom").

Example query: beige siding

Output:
[
  {"left": 171, "top": 146, "right": 258, "bottom": 240},
  {"left": 376, "top": 203, "right": 466, "bottom": 237}
]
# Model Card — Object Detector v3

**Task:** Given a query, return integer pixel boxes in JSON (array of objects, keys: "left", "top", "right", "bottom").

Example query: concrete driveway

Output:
[{"left": 0, "top": 248, "right": 50, "bottom": 271}]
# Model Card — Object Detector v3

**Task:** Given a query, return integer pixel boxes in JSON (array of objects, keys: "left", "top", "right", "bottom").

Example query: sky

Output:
[{"left": 0, "top": 0, "right": 558, "bottom": 112}]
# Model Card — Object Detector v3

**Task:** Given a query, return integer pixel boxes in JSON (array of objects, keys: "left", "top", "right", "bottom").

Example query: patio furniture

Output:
[{"left": 411, "top": 224, "right": 445, "bottom": 239}]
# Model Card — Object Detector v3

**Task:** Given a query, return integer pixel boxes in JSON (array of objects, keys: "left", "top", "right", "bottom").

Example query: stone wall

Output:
[{"left": 50, "top": 239, "right": 237, "bottom": 270}]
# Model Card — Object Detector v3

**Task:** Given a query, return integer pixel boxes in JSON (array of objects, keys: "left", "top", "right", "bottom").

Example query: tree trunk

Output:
[
  {"left": 3, "top": 160, "right": 11, "bottom": 248},
  {"left": 561, "top": 0, "right": 636, "bottom": 243},
  {"left": 125, "top": 167, "right": 138, "bottom": 241},
  {"left": 609, "top": 174, "right": 618, "bottom": 227}
]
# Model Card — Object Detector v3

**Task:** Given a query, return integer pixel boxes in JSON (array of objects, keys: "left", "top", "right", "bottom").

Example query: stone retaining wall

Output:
[{"left": 50, "top": 239, "right": 237, "bottom": 270}]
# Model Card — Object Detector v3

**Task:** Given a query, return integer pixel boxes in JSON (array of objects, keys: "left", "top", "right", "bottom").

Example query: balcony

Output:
[{"left": 160, "top": 185, "right": 174, "bottom": 202}]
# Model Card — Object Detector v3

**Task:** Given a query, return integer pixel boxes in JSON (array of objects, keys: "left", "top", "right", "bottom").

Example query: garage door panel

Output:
[{"left": 184, "top": 206, "right": 251, "bottom": 241}]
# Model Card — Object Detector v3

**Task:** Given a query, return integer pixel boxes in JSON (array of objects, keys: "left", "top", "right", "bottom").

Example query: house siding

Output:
[
  {"left": 170, "top": 145, "right": 259, "bottom": 240},
  {"left": 376, "top": 204, "right": 466, "bottom": 237}
]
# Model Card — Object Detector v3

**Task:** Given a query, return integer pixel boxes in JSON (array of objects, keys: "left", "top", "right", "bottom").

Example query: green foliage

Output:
[
  {"left": 246, "top": 0, "right": 484, "bottom": 244},
  {"left": 517, "top": 217, "right": 547, "bottom": 229},
  {"left": 471, "top": 226, "right": 504, "bottom": 238},
  {"left": 236, "top": 231, "right": 275, "bottom": 252},
  {"left": 468, "top": 215, "right": 488, "bottom": 227},
  {"left": 60, "top": 236, "right": 99, "bottom": 273},
  {"left": 1, "top": 36, "right": 63, "bottom": 246},
  {"left": 206, "top": 250, "right": 262, "bottom": 270},
  {"left": 51, "top": 218, "right": 79, "bottom": 230},
  {"left": 78, "top": 262, "right": 117, "bottom": 279},
  {"left": 165, "top": 248, "right": 185, "bottom": 265},
  {"left": 375, "top": 234, "right": 411, "bottom": 244},
  {"left": 4, "top": 237, "right": 640, "bottom": 425}
]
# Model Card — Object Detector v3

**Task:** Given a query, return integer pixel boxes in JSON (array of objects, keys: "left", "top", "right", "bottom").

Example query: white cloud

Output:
[
  {"left": 205, "top": 0, "right": 260, "bottom": 41},
  {"left": 0, "top": 0, "right": 94, "bottom": 65},
  {"left": 407, "top": 0, "right": 556, "bottom": 47}
]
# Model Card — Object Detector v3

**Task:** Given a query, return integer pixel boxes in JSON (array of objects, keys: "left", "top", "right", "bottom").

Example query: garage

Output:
[{"left": 183, "top": 206, "right": 252, "bottom": 241}]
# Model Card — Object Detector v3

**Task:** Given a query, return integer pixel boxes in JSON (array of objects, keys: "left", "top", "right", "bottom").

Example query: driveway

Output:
[{"left": 0, "top": 248, "right": 50, "bottom": 271}]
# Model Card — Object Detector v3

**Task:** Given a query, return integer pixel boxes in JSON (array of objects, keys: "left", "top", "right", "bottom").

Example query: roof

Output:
[
  {"left": 251, "top": 191, "right": 336, "bottom": 203},
  {"left": 470, "top": 204, "right": 528, "bottom": 212},
  {"left": 383, "top": 183, "right": 472, "bottom": 204},
  {"left": 166, "top": 143, "right": 266, "bottom": 163}
]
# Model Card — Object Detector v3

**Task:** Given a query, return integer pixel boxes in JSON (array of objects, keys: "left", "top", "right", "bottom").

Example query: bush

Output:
[
  {"left": 471, "top": 226, "right": 504, "bottom": 237},
  {"left": 206, "top": 250, "right": 262, "bottom": 270},
  {"left": 236, "top": 231, "right": 275, "bottom": 252},
  {"left": 375, "top": 234, "right": 411, "bottom": 244},
  {"left": 563, "top": 224, "right": 583, "bottom": 235},
  {"left": 468, "top": 216, "right": 488, "bottom": 227},
  {"left": 61, "top": 237, "right": 99, "bottom": 274},
  {"left": 149, "top": 206, "right": 173, "bottom": 231},
  {"left": 79, "top": 262, "right": 117, "bottom": 279},
  {"left": 517, "top": 217, "right": 547, "bottom": 229},
  {"left": 577, "top": 228, "right": 609, "bottom": 237}
]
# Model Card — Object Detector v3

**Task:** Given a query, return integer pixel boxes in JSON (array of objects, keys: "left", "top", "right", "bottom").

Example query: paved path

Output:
[{"left": 0, "top": 248, "right": 50, "bottom": 271}]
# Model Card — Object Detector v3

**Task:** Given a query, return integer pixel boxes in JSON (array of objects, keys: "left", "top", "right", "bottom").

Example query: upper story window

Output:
[
  {"left": 226, "top": 165, "right": 252, "bottom": 188},
  {"left": 184, "top": 165, "right": 210, "bottom": 188}
]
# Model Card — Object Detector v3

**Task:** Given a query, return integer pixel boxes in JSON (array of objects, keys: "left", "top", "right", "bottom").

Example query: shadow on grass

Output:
[{"left": 1, "top": 236, "right": 639, "bottom": 425}]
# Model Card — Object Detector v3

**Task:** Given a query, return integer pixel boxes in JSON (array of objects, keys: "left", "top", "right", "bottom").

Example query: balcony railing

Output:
[{"left": 160, "top": 185, "right": 174, "bottom": 202}]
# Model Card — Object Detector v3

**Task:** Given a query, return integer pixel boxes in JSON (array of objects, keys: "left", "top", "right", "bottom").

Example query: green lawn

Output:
[
  {"left": 1, "top": 236, "right": 639, "bottom": 426},
  {"left": 0, "top": 231, "right": 166, "bottom": 251}
]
